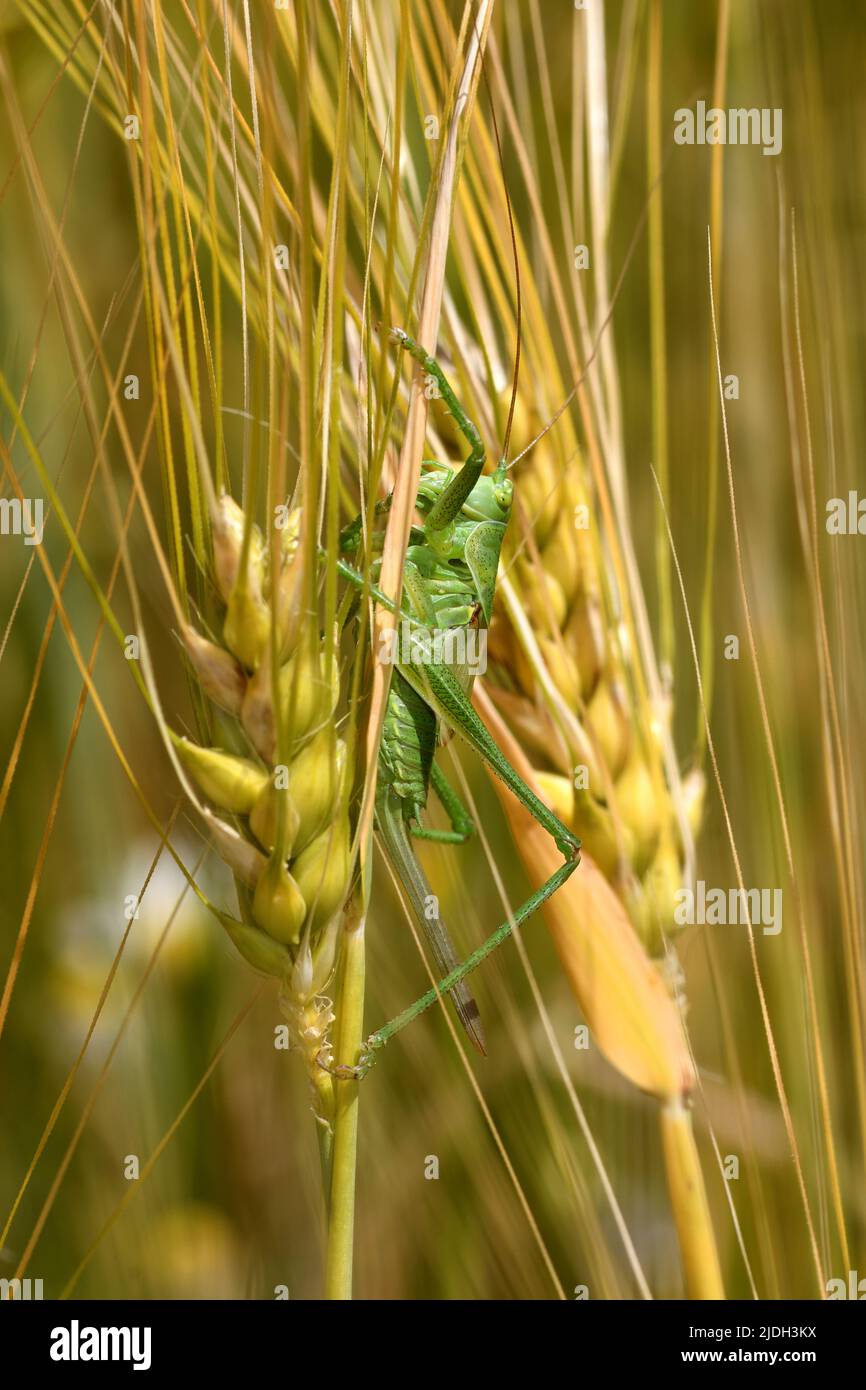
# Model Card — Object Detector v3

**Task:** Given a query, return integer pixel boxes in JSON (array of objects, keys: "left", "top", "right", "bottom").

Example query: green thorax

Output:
[
  {"left": 378, "top": 459, "right": 513, "bottom": 825},
  {"left": 410, "top": 458, "right": 512, "bottom": 625}
]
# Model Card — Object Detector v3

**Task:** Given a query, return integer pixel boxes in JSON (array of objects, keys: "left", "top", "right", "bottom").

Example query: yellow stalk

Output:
[{"left": 660, "top": 1101, "right": 725, "bottom": 1300}]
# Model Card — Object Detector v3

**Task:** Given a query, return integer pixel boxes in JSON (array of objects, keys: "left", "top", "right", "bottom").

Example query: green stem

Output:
[
  {"left": 313, "top": 1069, "right": 335, "bottom": 1199},
  {"left": 324, "top": 908, "right": 366, "bottom": 1299}
]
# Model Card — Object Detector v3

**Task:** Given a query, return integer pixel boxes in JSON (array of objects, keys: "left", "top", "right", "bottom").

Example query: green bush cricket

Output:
[{"left": 328, "top": 329, "right": 581, "bottom": 1078}]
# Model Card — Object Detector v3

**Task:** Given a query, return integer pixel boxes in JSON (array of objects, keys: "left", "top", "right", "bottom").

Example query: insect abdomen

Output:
[{"left": 379, "top": 671, "right": 437, "bottom": 819}]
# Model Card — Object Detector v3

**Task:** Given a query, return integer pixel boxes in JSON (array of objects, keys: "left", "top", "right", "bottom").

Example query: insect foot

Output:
[{"left": 316, "top": 1044, "right": 377, "bottom": 1082}]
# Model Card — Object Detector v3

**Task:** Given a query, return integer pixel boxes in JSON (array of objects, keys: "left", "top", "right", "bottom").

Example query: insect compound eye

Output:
[{"left": 493, "top": 477, "right": 514, "bottom": 514}]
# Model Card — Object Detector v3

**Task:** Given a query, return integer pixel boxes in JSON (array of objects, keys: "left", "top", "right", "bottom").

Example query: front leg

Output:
[
  {"left": 390, "top": 328, "right": 486, "bottom": 533},
  {"left": 338, "top": 494, "right": 392, "bottom": 555}
]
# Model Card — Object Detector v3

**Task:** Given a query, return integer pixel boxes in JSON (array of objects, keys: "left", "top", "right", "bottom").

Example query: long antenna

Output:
[
  {"left": 480, "top": 44, "right": 521, "bottom": 462},
  {"left": 509, "top": 154, "right": 672, "bottom": 471}
]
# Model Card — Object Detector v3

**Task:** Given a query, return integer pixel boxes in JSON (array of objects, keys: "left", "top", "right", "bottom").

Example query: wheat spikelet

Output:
[
  {"left": 176, "top": 498, "right": 350, "bottom": 1117},
  {"left": 486, "top": 391, "right": 702, "bottom": 964}
]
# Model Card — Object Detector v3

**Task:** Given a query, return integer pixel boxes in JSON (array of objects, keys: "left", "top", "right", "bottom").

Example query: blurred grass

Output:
[{"left": 0, "top": 0, "right": 864, "bottom": 1299}]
